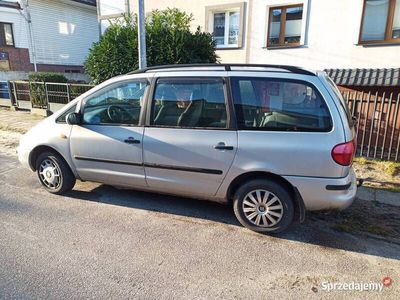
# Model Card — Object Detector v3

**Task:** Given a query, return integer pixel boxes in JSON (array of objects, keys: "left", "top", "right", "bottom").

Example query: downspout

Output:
[
  {"left": 20, "top": 0, "right": 37, "bottom": 72},
  {"left": 245, "top": 0, "right": 253, "bottom": 63}
]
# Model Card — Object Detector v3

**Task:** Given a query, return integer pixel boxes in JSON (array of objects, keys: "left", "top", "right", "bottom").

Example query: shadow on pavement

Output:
[{"left": 66, "top": 183, "right": 400, "bottom": 261}]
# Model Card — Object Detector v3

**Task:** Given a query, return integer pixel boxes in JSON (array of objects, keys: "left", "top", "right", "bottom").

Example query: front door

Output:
[
  {"left": 143, "top": 76, "right": 237, "bottom": 198},
  {"left": 70, "top": 79, "right": 149, "bottom": 188}
]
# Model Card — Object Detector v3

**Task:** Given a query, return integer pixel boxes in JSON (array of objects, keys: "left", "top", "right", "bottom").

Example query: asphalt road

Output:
[{"left": 0, "top": 153, "right": 399, "bottom": 299}]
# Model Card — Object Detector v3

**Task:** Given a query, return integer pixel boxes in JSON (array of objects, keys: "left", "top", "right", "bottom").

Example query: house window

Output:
[
  {"left": 267, "top": 5, "right": 303, "bottom": 47},
  {"left": 206, "top": 3, "right": 245, "bottom": 48},
  {"left": 0, "top": 23, "right": 14, "bottom": 46},
  {"left": 360, "top": 0, "right": 400, "bottom": 44},
  {"left": 213, "top": 10, "right": 240, "bottom": 47}
]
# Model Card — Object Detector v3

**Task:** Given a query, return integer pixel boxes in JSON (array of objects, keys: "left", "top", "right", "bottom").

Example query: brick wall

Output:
[
  {"left": 0, "top": 46, "right": 84, "bottom": 73},
  {"left": 36, "top": 64, "right": 84, "bottom": 73},
  {"left": 0, "top": 46, "right": 34, "bottom": 72}
]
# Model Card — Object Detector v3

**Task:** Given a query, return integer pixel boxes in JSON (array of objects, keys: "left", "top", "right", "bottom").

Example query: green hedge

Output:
[
  {"left": 28, "top": 72, "right": 68, "bottom": 83},
  {"left": 28, "top": 72, "right": 68, "bottom": 108},
  {"left": 85, "top": 9, "right": 218, "bottom": 84}
]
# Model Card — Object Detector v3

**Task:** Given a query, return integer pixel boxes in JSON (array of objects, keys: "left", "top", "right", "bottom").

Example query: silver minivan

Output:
[{"left": 18, "top": 64, "right": 358, "bottom": 233}]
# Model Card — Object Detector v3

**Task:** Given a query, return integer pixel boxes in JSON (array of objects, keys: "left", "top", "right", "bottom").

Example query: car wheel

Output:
[
  {"left": 36, "top": 151, "right": 76, "bottom": 194},
  {"left": 233, "top": 179, "right": 294, "bottom": 233}
]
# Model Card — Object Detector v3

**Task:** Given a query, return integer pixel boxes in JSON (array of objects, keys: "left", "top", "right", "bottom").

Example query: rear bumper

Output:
[{"left": 283, "top": 169, "right": 357, "bottom": 211}]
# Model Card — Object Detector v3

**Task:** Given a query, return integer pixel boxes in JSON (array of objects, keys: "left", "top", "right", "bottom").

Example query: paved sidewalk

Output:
[
  {"left": 357, "top": 186, "right": 400, "bottom": 207},
  {"left": 0, "top": 107, "right": 43, "bottom": 133}
]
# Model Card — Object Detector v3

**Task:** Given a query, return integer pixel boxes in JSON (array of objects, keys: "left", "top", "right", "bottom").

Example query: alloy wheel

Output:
[
  {"left": 242, "top": 189, "right": 284, "bottom": 227},
  {"left": 38, "top": 158, "right": 62, "bottom": 190}
]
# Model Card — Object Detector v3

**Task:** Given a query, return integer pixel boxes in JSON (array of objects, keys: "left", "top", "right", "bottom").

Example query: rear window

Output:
[
  {"left": 325, "top": 76, "right": 354, "bottom": 127},
  {"left": 231, "top": 77, "right": 332, "bottom": 132}
]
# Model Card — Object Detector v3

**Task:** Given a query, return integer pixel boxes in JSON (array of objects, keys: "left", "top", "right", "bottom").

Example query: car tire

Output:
[
  {"left": 35, "top": 151, "right": 76, "bottom": 194},
  {"left": 233, "top": 179, "right": 294, "bottom": 233}
]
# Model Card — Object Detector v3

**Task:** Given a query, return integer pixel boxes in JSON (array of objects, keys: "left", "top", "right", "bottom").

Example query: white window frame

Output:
[
  {"left": 205, "top": 2, "right": 245, "bottom": 49},
  {"left": 212, "top": 9, "right": 240, "bottom": 48}
]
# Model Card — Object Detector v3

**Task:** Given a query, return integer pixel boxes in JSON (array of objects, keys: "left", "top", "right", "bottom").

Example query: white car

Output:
[{"left": 18, "top": 64, "right": 358, "bottom": 233}]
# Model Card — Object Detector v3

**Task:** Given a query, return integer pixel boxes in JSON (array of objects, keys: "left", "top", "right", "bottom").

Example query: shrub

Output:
[
  {"left": 85, "top": 9, "right": 218, "bottom": 84},
  {"left": 69, "top": 84, "right": 93, "bottom": 98},
  {"left": 28, "top": 72, "right": 68, "bottom": 108},
  {"left": 28, "top": 72, "right": 68, "bottom": 83}
]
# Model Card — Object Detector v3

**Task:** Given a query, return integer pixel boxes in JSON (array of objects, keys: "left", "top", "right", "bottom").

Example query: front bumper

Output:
[
  {"left": 17, "top": 144, "right": 32, "bottom": 170},
  {"left": 283, "top": 168, "right": 357, "bottom": 211}
]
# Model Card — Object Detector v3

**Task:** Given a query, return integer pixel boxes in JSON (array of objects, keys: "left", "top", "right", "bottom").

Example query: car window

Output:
[
  {"left": 56, "top": 104, "right": 77, "bottom": 124},
  {"left": 83, "top": 80, "right": 148, "bottom": 125},
  {"left": 150, "top": 78, "right": 227, "bottom": 128},
  {"left": 231, "top": 77, "right": 332, "bottom": 132},
  {"left": 325, "top": 75, "right": 354, "bottom": 128}
]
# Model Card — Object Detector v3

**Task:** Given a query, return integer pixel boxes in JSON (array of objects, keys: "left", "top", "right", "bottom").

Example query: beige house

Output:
[
  {"left": 98, "top": 0, "right": 400, "bottom": 92},
  {"left": 98, "top": 0, "right": 400, "bottom": 67},
  {"left": 98, "top": 0, "right": 250, "bottom": 63}
]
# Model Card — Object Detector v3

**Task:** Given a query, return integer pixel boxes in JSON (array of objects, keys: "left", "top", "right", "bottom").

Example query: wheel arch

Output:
[
  {"left": 29, "top": 145, "right": 74, "bottom": 174},
  {"left": 226, "top": 171, "right": 306, "bottom": 222}
]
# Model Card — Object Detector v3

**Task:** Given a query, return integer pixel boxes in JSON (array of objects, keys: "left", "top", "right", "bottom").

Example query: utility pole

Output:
[{"left": 137, "top": 0, "right": 147, "bottom": 69}]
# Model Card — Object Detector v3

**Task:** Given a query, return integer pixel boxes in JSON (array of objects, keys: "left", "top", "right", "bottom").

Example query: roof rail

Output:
[{"left": 127, "top": 64, "right": 316, "bottom": 76}]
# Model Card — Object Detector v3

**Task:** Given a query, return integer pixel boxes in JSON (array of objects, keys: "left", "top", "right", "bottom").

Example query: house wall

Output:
[
  {"left": 29, "top": 0, "right": 99, "bottom": 66},
  {"left": 248, "top": 0, "right": 400, "bottom": 69},
  {"left": 0, "top": 46, "right": 33, "bottom": 71},
  {"left": 126, "top": 0, "right": 400, "bottom": 69},
  {"left": 128, "top": 0, "right": 250, "bottom": 63},
  {"left": 0, "top": 70, "right": 90, "bottom": 82},
  {"left": 0, "top": 5, "right": 33, "bottom": 71},
  {"left": 0, "top": 5, "right": 30, "bottom": 49}
]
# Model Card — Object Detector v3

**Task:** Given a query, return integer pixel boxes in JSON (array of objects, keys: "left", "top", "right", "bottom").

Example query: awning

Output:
[{"left": 324, "top": 68, "right": 400, "bottom": 87}]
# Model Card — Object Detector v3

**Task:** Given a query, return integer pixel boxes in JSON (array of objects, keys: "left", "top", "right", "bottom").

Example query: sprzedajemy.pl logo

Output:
[{"left": 321, "top": 277, "right": 393, "bottom": 292}]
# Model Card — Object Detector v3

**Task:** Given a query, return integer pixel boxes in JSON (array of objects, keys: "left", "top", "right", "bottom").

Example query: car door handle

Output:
[
  {"left": 124, "top": 137, "right": 140, "bottom": 144},
  {"left": 214, "top": 143, "right": 234, "bottom": 150}
]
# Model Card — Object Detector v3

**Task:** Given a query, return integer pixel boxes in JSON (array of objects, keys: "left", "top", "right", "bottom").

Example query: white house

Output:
[
  {"left": 248, "top": 0, "right": 400, "bottom": 70},
  {"left": 0, "top": 0, "right": 99, "bottom": 78}
]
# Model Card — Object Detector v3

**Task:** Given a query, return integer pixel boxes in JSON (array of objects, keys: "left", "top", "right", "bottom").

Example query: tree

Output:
[{"left": 85, "top": 9, "right": 218, "bottom": 84}]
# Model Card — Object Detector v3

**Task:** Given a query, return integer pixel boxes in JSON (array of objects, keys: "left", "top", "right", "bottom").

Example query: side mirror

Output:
[{"left": 66, "top": 112, "right": 82, "bottom": 125}]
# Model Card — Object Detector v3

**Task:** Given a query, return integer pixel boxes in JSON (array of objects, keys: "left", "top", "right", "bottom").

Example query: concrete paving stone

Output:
[{"left": 375, "top": 189, "right": 400, "bottom": 207}]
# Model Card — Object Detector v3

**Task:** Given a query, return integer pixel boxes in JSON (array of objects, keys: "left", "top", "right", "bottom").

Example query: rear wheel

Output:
[
  {"left": 36, "top": 151, "right": 76, "bottom": 194},
  {"left": 233, "top": 179, "right": 294, "bottom": 233}
]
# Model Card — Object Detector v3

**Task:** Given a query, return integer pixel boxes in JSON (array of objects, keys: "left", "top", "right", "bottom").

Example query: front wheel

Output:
[
  {"left": 233, "top": 179, "right": 294, "bottom": 233},
  {"left": 36, "top": 151, "right": 76, "bottom": 194}
]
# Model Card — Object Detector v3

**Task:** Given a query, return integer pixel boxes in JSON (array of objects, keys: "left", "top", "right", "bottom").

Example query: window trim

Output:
[
  {"left": 230, "top": 76, "right": 333, "bottom": 133},
  {"left": 56, "top": 104, "right": 77, "bottom": 124},
  {"left": 80, "top": 78, "right": 150, "bottom": 127},
  {"left": 266, "top": 4, "right": 304, "bottom": 48},
  {"left": 358, "top": 0, "right": 400, "bottom": 45},
  {"left": 145, "top": 76, "right": 234, "bottom": 130},
  {"left": 0, "top": 22, "right": 15, "bottom": 47},
  {"left": 205, "top": 2, "right": 245, "bottom": 49}
]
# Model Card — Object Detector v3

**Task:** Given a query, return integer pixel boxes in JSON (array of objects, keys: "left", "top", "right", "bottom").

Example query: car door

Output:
[
  {"left": 69, "top": 78, "right": 150, "bottom": 188},
  {"left": 142, "top": 75, "right": 237, "bottom": 198}
]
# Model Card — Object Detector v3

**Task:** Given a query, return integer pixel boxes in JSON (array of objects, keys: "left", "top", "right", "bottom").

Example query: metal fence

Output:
[
  {"left": 8, "top": 81, "right": 93, "bottom": 110},
  {"left": 342, "top": 90, "right": 400, "bottom": 161}
]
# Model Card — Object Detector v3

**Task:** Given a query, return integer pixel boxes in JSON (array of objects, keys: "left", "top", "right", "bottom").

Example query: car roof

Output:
[{"left": 127, "top": 64, "right": 317, "bottom": 76}]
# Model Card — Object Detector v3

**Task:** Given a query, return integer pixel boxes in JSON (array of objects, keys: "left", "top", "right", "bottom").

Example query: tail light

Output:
[{"left": 331, "top": 140, "right": 355, "bottom": 166}]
